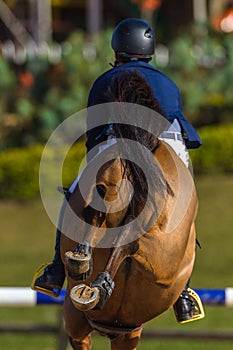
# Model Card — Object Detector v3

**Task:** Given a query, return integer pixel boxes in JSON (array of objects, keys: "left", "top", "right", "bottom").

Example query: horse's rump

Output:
[{"left": 60, "top": 139, "right": 197, "bottom": 327}]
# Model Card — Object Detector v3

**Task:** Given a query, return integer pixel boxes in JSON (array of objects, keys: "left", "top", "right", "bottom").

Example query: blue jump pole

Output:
[{"left": 0, "top": 288, "right": 233, "bottom": 307}]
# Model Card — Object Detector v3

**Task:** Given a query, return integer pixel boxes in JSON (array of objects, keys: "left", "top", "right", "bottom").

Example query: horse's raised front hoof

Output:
[
  {"left": 65, "top": 242, "right": 92, "bottom": 281},
  {"left": 70, "top": 284, "right": 100, "bottom": 311}
]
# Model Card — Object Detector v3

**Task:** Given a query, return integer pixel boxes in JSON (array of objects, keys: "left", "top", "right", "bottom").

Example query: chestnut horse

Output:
[{"left": 60, "top": 72, "right": 198, "bottom": 350}]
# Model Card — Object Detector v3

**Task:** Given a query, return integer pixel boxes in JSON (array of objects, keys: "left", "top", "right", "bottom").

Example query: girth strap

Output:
[{"left": 85, "top": 315, "right": 142, "bottom": 339}]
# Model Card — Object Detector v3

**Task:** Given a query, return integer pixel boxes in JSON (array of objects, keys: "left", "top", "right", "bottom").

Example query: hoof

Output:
[
  {"left": 65, "top": 250, "right": 91, "bottom": 273},
  {"left": 70, "top": 284, "right": 100, "bottom": 311},
  {"left": 65, "top": 242, "right": 92, "bottom": 281}
]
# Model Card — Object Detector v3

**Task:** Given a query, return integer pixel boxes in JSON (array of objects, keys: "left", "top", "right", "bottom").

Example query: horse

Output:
[{"left": 59, "top": 71, "right": 198, "bottom": 350}]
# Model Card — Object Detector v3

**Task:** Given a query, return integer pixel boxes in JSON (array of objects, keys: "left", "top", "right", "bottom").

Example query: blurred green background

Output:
[
  {"left": 1, "top": 0, "right": 233, "bottom": 349},
  {"left": 1, "top": 26, "right": 233, "bottom": 150}
]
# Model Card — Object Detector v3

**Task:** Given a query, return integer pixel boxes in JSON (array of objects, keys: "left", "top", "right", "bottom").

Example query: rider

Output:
[{"left": 32, "top": 18, "right": 205, "bottom": 324}]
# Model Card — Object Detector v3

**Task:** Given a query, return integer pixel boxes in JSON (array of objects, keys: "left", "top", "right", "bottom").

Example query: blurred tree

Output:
[
  {"left": 0, "top": 29, "right": 114, "bottom": 149},
  {"left": 209, "top": 0, "right": 233, "bottom": 32},
  {"left": 131, "top": 0, "right": 162, "bottom": 23},
  {"left": 0, "top": 25, "right": 232, "bottom": 150},
  {"left": 162, "top": 24, "right": 233, "bottom": 126}
]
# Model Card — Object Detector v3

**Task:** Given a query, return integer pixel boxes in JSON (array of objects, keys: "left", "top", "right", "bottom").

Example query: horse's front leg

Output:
[
  {"left": 70, "top": 217, "right": 139, "bottom": 311},
  {"left": 65, "top": 241, "right": 93, "bottom": 281},
  {"left": 65, "top": 207, "right": 105, "bottom": 281},
  {"left": 89, "top": 238, "right": 138, "bottom": 310}
]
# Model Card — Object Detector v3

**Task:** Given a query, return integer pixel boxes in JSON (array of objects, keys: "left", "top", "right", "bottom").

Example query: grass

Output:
[{"left": 0, "top": 174, "right": 233, "bottom": 349}]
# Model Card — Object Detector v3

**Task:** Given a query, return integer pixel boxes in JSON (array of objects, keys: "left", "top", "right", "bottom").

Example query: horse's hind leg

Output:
[
  {"left": 69, "top": 334, "right": 92, "bottom": 350},
  {"left": 111, "top": 328, "right": 142, "bottom": 350},
  {"left": 63, "top": 294, "right": 92, "bottom": 349}
]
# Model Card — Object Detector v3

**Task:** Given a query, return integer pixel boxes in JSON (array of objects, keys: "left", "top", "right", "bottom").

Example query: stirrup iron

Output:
[{"left": 180, "top": 287, "right": 205, "bottom": 324}]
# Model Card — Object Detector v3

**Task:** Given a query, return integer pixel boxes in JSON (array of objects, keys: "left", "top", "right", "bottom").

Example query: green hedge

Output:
[
  {"left": 190, "top": 122, "right": 233, "bottom": 174},
  {"left": 0, "top": 145, "right": 42, "bottom": 199},
  {"left": 0, "top": 123, "right": 232, "bottom": 199},
  {"left": 0, "top": 143, "right": 86, "bottom": 200}
]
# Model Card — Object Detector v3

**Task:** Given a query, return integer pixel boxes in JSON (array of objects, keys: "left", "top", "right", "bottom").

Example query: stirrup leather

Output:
[
  {"left": 180, "top": 287, "right": 205, "bottom": 324},
  {"left": 31, "top": 261, "right": 61, "bottom": 297}
]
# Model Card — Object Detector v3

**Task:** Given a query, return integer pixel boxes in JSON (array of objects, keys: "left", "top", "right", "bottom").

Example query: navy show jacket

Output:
[{"left": 86, "top": 61, "right": 201, "bottom": 153}]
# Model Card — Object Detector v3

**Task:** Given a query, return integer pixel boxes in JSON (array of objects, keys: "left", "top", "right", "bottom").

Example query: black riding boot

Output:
[
  {"left": 173, "top": 282, "right": 205, "bottom": 324},
  {"left": 32, "top": 228, "right": 65, "bottom": 296},
  {"left": 32, "top": 191, "right": 69, "bottom": 296}
]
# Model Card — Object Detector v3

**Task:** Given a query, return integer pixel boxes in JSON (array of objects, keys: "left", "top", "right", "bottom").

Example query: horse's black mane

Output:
[
  {"left": 106, "top": 70, "right": 167, "bottom": 219},
  {"left": 107, "top": 70, "right": 165, "bottom": 115}
]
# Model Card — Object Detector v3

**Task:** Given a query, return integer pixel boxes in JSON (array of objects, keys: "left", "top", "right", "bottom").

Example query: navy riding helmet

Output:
[{"left": 111, "top": 18, "right": 155, "bottom": 61}]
